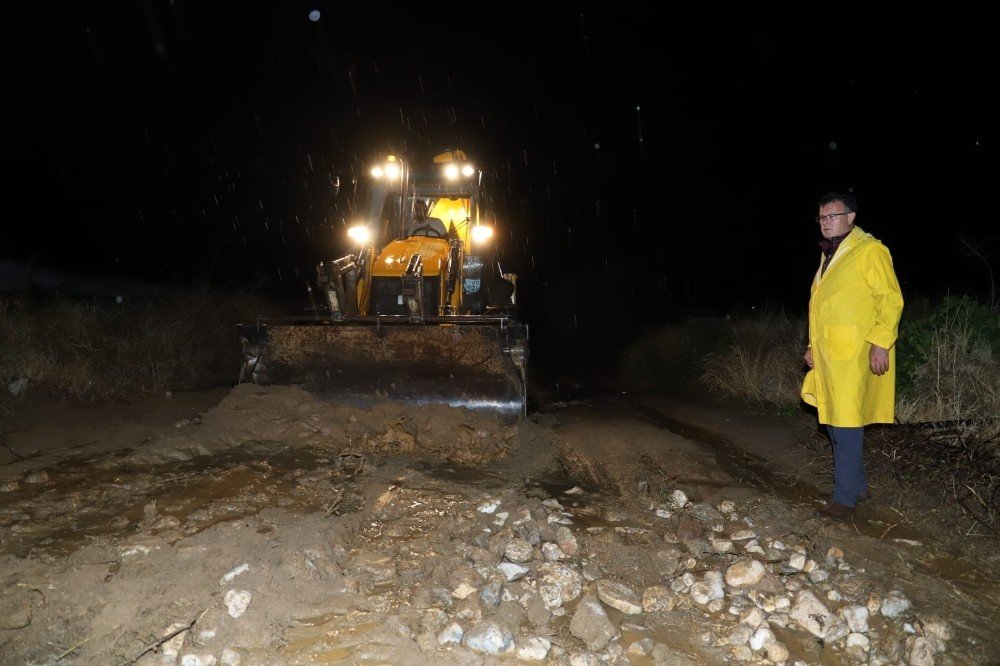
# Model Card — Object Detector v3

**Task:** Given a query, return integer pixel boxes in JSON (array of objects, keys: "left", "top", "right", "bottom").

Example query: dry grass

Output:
[
  {"left": 1, "top": 290, "right": 267, "bottom": 402},
  {"left": 698, "top": 309, "right": 806, "bottom": 408},
  {"left": 896, "top": 305, "right": 1000, "bottom": 451}
]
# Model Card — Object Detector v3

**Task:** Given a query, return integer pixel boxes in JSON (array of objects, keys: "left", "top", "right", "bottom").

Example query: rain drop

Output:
[{"left": 308, "top": 9, "right": 321, "bottom": 21}]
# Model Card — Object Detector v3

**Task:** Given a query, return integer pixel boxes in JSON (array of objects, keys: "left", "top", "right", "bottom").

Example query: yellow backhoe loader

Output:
[{"left": 237, "top": 150, "right": 527, "bottom": 419}]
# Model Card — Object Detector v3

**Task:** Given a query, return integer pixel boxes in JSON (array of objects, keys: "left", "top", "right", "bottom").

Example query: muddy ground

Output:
[{"left": 1, "top": 380, "right": 998, "bottom": 665}]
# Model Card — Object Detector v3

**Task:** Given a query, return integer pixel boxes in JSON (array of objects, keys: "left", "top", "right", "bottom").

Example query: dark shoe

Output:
[{"left": 813, "top": 502, "right": 855, "bottom": 520}]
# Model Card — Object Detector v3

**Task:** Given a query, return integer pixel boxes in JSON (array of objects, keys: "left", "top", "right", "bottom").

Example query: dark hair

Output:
[{"left": 818, "top": 191, "right": 857, "bottom": 213}]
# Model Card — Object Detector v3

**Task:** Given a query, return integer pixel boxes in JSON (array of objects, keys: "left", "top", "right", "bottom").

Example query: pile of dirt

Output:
[{"left": 128, "top": 384, "right": 526, "bottom": 467}]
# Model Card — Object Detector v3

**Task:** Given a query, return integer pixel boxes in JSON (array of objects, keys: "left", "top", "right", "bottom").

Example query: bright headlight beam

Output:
[
  {"left": 471, "top": 225, "right": 494, "bottom": 244},
  {"left": 443, "top": 163, "right": 460, "bottom": 180},
  {"left": 370, "top": 166, "right": 384, "bottom": 178},
  {"left": 347, "top": 225, "right": 371, "bottom": 243},
  {"left": 461, "top": 164, "right": 475, "bottom": 177},
  {"left": 384, "top": 162, "right": 400, "bottom": 180}
]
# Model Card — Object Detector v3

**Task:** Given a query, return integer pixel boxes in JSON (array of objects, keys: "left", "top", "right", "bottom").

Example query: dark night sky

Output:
[{"left": 5, "top": 3, "right": 995, "bottom": 358}]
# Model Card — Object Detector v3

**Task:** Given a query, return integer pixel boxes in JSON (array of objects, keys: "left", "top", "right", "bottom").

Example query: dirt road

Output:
[{"left": 1, "top": 383, "right": 996, "bottom": 664}]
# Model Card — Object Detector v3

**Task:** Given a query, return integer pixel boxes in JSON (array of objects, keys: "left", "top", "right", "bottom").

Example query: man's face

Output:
[{"left": 817, "top": 202, "right": 856, "bottom": 239}]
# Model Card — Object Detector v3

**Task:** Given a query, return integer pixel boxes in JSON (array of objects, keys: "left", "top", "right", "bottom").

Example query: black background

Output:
[{"left": 5, "top": 3, "right": 994, "bottom": 365}]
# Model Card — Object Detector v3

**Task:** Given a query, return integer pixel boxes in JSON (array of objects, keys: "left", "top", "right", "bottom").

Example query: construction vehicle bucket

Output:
[{"left": 237, "top": 316, "right": 528, "bottom": 420}]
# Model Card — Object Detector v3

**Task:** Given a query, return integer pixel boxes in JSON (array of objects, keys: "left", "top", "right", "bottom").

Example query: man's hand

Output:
[
  {"left": 804, "top": 347, "right": 814, "bottom": 369},
  {"left": 870, "top": 345, "right": 889, "bottom": 375}
]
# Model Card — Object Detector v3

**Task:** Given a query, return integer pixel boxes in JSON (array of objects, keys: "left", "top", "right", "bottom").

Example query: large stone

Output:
[
  {"left": 749, "top": 626, "right": 775, "bottom": 651},
  {"left": 479, "top": 576, "right": 504, "bottom": 606},
  {"left": 581, "top": 560, "right": 602, "bottom": 581},
  {"left": 725, "top": 559, "right": 766, "bottom": 588},
  {"left": 497, "top": 562, "right": 529, "bottom": 582},
  {"left": 653, "top": 548, "right": 683, "bottom": 577},
  {"left": 731, "top": 645, "right": 753, "bottom": 662},
  {"left": 437, "top": 622, "right": 464, "bottom": 645},
  {"left": 555, "top": 526, "right": 579, "bottom": 556},
  {"left": 765, "top": 642, "right": 789, "bottom": 663},
  {"left": 569, "top": 595, "right": 617, "bottom": 650},
  {"left": 808, "top": 568, "right": 829, "bottom": 583},
  {"left": 689, "top": 503, "right": 725, "bottom": 523},
  {"left": 906, "top": 637, "right": 934, "bottom": 666},
  {"left": 711, "top": 539, "right": 734, "bottom": 553},
  {"left": 754, "top": 573, "right": 787, "bottom": 595},
  {"left": 880, "top": 590, "right": 912, "bottom": 618},
  {"left": 788, "top": 552, "right": 806, "bottom": 570},
  {"left": 517, "top": 636, "right": 551, "bottom": 661},
  {"left": 537, "top": 563, "right": 583, "bottom": 608},
  {"left": 740, "top": 607, "right": 765, "bottom": 629},
  {"left": 728, "top": 624, "right": 752, "bottom": 646},
  {"left": 840, "top": 605, "right": 869, "bottom": 633},
  {"left": 517, "top": 521, "right": 542, "bottom": 546},
  {"left": 595, "top": 580, "right": 642, "bottom": 615},
  {"left": 452, "top": 582, "right": 477, "bottom": 600},
  {"left": 642, "top": 586, "right": 675, "bottom": 612},
  {"left": 223, "top": 590, "right": 252, "bottom": 619},
  {"left": 463, "top": 621, "right": 514, "bottom": 655},
  {"left": 505, "top": 538, "right": 535, "bottom": 563},
  {"left": 789, "top": 590, "right": 836, "bottom": 638},
  {"left": 690, "top": 571, "right": 725, "bottom": 605},
  {"left": 846, "top": 633, "right": 869, "bottom": 651}
]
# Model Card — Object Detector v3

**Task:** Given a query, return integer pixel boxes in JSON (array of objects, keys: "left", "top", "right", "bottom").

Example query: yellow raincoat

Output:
[{"left": 801, "top": 226, "right": 904, "bottom": 427}]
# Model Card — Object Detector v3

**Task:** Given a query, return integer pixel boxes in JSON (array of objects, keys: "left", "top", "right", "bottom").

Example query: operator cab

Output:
[{"left": 407, "top": 199, "right": 448, "bottom": 238}]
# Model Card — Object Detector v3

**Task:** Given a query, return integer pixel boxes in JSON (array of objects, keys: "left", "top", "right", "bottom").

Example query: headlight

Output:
[
  {"left": 371, "top": 155, "right": 402, "bottom": 180},
  {"left": 461, "top": 164, "right": 475, "bottom": 177},
  {"left": 347, "top": 225, "right": 371, "bottom": 244},
  {"left": 471, "top": 225, "right": 494, "bottom": 244},
  {"left": 443, "top": 163, "right": 460, "bottom": 180}
]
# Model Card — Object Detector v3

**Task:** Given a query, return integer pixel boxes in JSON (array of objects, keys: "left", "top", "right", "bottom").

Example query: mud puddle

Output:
[{"left": 0, "top": 443, "right": 362, "bottom": 557}]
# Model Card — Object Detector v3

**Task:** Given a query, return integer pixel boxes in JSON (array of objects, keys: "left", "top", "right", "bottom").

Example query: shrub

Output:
[
  {"left": 698, "top": 309, "right": 807, "bottom": 408},
  {"left": 895, "top": 295, "right": 1000, "bottom": 450},
  {"left": 1, "top": 290, "right": 267, "bottom": 401}
]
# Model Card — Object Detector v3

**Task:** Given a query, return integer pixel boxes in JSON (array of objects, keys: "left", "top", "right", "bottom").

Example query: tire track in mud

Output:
[{"left": 618, "top": 397, "right": 820, "bottom": 503}]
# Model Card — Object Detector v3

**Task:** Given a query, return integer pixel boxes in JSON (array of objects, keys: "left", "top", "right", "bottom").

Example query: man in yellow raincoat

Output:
[{"left": 801, "top": 192, "right": 904, "bottom": 520}]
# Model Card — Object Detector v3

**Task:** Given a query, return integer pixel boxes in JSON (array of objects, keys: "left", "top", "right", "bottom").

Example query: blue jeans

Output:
[{"left": 827, "top": 426, "right": 867, "bottom": 507}]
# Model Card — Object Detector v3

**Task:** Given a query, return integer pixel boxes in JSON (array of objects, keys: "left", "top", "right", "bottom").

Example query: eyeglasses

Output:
[{"left": 815, "top": 212, "right": 850, "bottom": 224}]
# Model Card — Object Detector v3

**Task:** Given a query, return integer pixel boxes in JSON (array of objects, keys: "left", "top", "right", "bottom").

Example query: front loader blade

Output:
[{"left": 238, "top": 319, "right": 527, "bottom": 420}]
